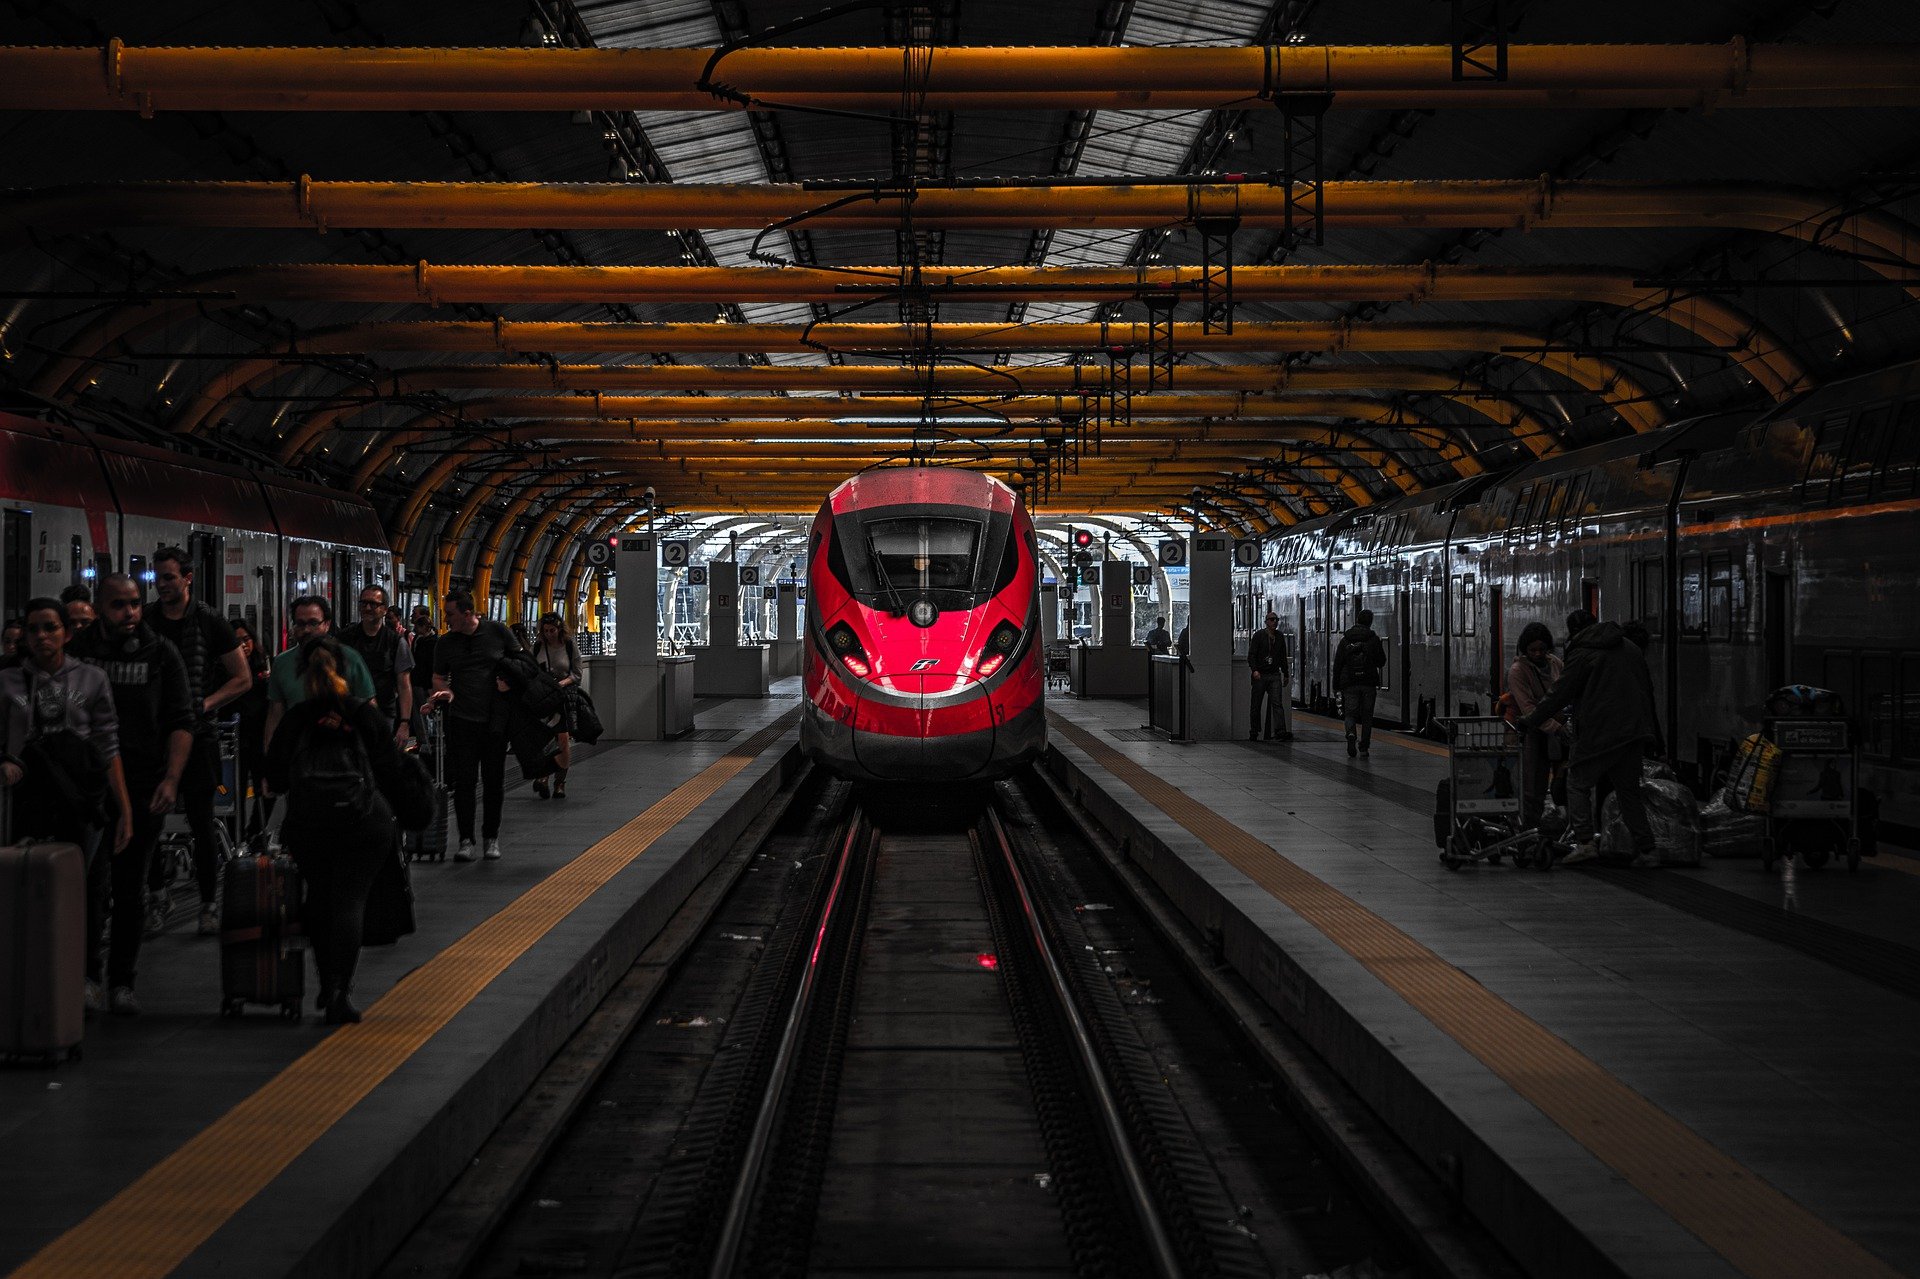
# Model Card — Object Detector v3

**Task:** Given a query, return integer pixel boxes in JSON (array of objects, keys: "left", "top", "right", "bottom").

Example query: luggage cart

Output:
[
  {"left": 1434, "top": 716, "right": 1556, "bottom": 871},
  {"left": 148, "top": 721, "right": 243, "bottom": 935},
  {"left": 1758, "top": 716, "right": 1862, "bottom": 872}
]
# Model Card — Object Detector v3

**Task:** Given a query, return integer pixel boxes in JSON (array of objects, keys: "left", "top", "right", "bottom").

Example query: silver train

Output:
[
  {"left": 0, "top": 411, "right": 393, "bottom": 645},
  {"left": 1251, "top": 359, "right": 1920, "bottom": 836}
]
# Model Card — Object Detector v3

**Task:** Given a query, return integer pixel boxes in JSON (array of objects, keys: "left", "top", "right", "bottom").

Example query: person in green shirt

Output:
[{"left": 263, "top": 595, "right": 376, "bottom": 749}]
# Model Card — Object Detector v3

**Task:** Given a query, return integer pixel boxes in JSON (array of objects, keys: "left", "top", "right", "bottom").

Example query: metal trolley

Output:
[
  {"left": 147, "top": 720, "right": 246, "bottom": 935},
  {"left": 1756, "top": 716, "right": 1863, "bottom": 872},
  {"left": 1434, "top": 716, "right": 1557, "bottom": 871}
]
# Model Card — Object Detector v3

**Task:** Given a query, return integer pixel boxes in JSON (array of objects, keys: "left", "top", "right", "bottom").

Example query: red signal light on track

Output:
[
  {"left": 1072, "top": 528, "right": 1094, "bottom": 549},
  {"left": 976, "top": 953, "right": 999, "bottom": 971}
]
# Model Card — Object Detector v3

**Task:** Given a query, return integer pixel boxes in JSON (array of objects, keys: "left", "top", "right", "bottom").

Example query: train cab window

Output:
[
  {"left": 1635, "top": 558, "right": 1665, "bottom": 636},
  {"left": 1679, "top": 553, "right": 1705, "bottom": 638},
  {"left": 864, "top": 517, "right": 980, "bottom": 596},
  {"left": 1860, "top": 652, "right": 1894, "bottom": 759}
]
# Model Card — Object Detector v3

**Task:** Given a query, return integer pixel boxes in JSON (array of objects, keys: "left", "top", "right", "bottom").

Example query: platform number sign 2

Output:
[
  {"left": 740, "top": 566, "right": 760, "bottom": 586},
  {"left": 661, "top": 540, "right": 691, "bottom": 568},
  {"left": 1157, "top": 540, "right": 1187, "bottom": 567}
]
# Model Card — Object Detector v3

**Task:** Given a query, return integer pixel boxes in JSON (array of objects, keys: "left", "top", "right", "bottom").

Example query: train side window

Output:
[
  {"left": 1561, "top": 474, "right": 1591, "bottom": 534},
  {"left": 1800, "top": 414, "right": 1849, "bottom": 503},
  {"left": 1860, "top": 651, "right": 1894, "bottom": 759},
  {"left": 1887, "top": 400, "right": 1920, "bottom": 496},
  {"left": 1821, "top": 650, "right": 1856, "bottom": 717},
  {"left": 1679, "top": 553, "right": 1705, "bottom": 638},
  {"left": 1840, "top": 405, "right": 1892, "bottom": 502},
  {"left": 1635, "top": 558, "right": 1665, "bottom": 636},
  {"left": 1706, "top": 553, "right": 1733, "bottom": 643},
  {"left": 1455, "top": 574, "right": 1476, "bottom": 637},
  {"left": 1900, "top": 653, "right": 1920, "bottom": 761},
  {"left": 1510, "top": 485, "right": 1535, "bottom": 540},
  {"left": 1426, "top": 577, "right": 1442, "bottom": 634},
  {"left": 1539, "top": 478, "right": 1567, "bottom": 533}
]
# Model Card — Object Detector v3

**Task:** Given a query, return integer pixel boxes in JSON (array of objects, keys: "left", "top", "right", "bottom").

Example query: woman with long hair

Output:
[
  {"left": 1506, "top": 620, "right": 1568, "bottom": 828},
  {"left": 264, "top": 633, "right": 414, "bottom": 1024},
  {"left": 531, "top": 611, "right": 582, "bottom": 800}
]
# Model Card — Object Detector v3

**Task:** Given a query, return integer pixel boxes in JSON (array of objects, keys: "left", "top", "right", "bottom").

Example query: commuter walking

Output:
[
  {"left": 407, "top": 605, "right": 438, "bottom": 736},
  {"left": 2, "top": 600, "right": 135, "bottom": 1015},
  {"left": 1505, "top": 622, "right": 1567, "bottom": 829},
  {"left": 0, "top": 618, "right": 21, "bottom": 670},
  {"left": 1332, "top": 608, "right": 1387, "bottom": 758},
  {"left": 149, "top": 547, "right": 252, "bottom": 935},
  {"left": 264, "top": 596, "right": 377, "bottom": 748},
  {"left": 1145, "top": 616, "right": 1173, "bottom": 656},
  {"left": 64, "top": 597, "right": 95, "bottom": 631},
  {"left": 1520, "top": 610, "right": 1663, "bottom": 867},
  {"left": 1248, "top": 612, "right": 1294, "bottom": 741},
  {"left": 230, "top": 619, "right": 274, "bottom": 840},
  {"left": 264, "top": 634, "right": 416, "bottom": 1025},
  {"left": 337, "top": 584, "right": 413, "bottom": 745},
  {"left": 429, "top": 589, "right": 526, "bottom": 862},
  {"left": 37, "top": 585, "right": 190, "bottom": 1015},
  {"left": 531, "top": 612, "right": 582, "bottom": 800}
]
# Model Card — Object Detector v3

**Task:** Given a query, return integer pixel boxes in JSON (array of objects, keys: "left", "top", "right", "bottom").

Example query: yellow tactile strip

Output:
[
  {"left": 1051, "top": 712, "right": 1905, "bottom": 1279},
  {"left": 11, "top": 713, "right": 797, "bottom": 1279},
  {"left": 1291, "top": 708, "right": 1450, "bottom": 757}
]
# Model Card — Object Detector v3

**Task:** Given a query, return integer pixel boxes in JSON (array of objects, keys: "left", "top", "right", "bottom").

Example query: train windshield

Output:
[{"left": 828, "top": 505, "right": 1011, "bottom": 611}]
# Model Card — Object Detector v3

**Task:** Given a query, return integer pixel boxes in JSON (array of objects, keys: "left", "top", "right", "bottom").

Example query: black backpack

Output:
[
  {"left": 1336, "top": 634, "right": 1375, "bottom": 688},
  {"left": 288, "top": 707, "right": 376, "bottom": 817}
]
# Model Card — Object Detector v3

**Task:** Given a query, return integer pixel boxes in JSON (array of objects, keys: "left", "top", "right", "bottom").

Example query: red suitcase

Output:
[
  {"left": 219, "top": 852, "right": 306, "bottom": 1020},
  {"left": 0, "top": 841, "right": 86, "bottom": 1063}
]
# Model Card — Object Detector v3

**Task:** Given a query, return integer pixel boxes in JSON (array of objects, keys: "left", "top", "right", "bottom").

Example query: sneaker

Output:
[
  {"left": 1561, "top": 841, "right": 1600, "bottom": 865},
  {"left": 1631, "top": 852, "right": 1662, "bottom": 869},
  {"left": 84, "top": 980, "right": 105, "bottom": 1016},
  {"left": 198, "top": 905, "right": 219, "bottom": 936},
  {"left": 108, "top": 986, "right": 141, "bottom": 1017},
  {"left": 323, "top": 994, "right": 362, "bottom": 1026},
  {"left": 532, "top": 778, "right": 550, "bottom": 799},
  {"left": 454, "top": 841, "right": 478, "bottom": 862},
  {"left": 1346, "top": 737, "right": 1358, "bottom": 758},
  {"left": 484, "top": 838, "right": 503, "bottom": 861}
]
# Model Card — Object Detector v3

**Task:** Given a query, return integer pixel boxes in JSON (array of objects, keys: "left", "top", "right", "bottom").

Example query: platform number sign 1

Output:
[
  {"left": 661, "top": 540, "right": 691, "bottom": 568},
  {"left": 1157, "top": 540, "right": 1187, "bottom": 567},
  {"left": 1233, "top": 539, "right": 1261, "bottom": 568},
  {"left": 1131, "top": 564, "right": 1151, "bottom": 586}
]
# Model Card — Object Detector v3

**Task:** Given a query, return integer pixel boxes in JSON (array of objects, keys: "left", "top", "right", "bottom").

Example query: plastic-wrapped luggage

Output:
[
  {"left": 219, "top": 852, "right": 305, "bottom": 1019},
  {"left": 1725, "top": 733, "right": 1781, "bottom": 815},
  {"left": 0, "top": 841, "right": 85, "bottom": 1062},
  {"left": 1699, "top": 793, "right": 1769, "bottom": 858},
  {"left": 1601, "top": 763, "right": 1702, "bottom": 865}
]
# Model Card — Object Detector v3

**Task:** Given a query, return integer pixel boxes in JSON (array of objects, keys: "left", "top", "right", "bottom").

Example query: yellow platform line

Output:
[
  {"left": 1051, "top": 712, "right": 1906, "bottom": 1279},
  {"left": 1292, "top": 708, "right": 1449, "bottom": 757},
  {"left": 11, "top": 714, "right": 796, "bottom": 1279}
]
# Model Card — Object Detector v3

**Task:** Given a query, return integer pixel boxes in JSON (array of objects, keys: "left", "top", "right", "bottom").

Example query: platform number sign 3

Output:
[
  {"left": 688, "top": 565, "right": 708, "bottom": 586},
  {"left": 662, "top": 540, "right": 691, "bottom": 568},
  {"left": 583, "top": 540, "right": 613, "bottom": 568}
]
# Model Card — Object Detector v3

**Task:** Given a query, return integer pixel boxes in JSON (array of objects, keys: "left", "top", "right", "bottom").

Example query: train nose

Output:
[{"left": 850, "top": 674, "right": 996, "bottom": 779}]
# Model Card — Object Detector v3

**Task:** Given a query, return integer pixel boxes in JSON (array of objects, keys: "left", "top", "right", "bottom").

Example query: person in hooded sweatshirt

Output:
[{"left": 1520, "top": 609, "right": 1662, "bottom": 866}]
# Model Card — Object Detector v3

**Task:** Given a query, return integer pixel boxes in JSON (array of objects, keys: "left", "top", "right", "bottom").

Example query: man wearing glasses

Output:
[
  {"left": 337, "top": 585, "right": 413, "bottom": 744},
  {"left": 263, "top": 595, "right": 377, "bottom": 751}
]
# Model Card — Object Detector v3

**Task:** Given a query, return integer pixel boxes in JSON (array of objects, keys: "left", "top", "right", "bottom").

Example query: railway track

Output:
[{"left": 394, "top": 766, "right": 1466, "bottom": 1279}]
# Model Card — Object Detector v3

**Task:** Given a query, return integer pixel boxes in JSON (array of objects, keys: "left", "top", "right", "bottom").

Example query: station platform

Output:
[
  {"left": 1043, "top": 696, "right": 1920, "bottom": 1279},
  {"left": 0, "top": 692, "right": 804, "bottom": 1279}
]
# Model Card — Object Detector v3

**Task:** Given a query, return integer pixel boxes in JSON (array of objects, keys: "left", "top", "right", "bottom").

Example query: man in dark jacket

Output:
[
  {"left": 1332, "top": 609, "right": 1387, "bottom": 758},
  {"left": 1248, "top": 613, "right": 1293, "bottom": 741},
  {"left": 1520, "top": 610, "right": 1662, "bottom": 866},
  {"left": 71, "top": 574, "right": 194, "bottom": 1012},
  {"left": 1145, "top": 617, "right": 1173, "bottom": 656}
]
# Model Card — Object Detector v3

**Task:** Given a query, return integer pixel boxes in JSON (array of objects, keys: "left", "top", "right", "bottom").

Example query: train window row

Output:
[
  {"left": 1821, "top": 648, "right": 1920, "bottom": 761},
  {"left": 1510, "top": 473, "right": 1593, "bottom": 539},
  {"left": 1800, "top": 398, "right": 1920, "bottom": 504},
  {"left": 1634, "top": 556, "right": 1750, "bottom": 644}
]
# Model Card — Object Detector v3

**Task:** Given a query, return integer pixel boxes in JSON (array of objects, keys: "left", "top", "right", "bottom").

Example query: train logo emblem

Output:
[{"left": 911, "top": 658, "right": 940, "bottom": 671}]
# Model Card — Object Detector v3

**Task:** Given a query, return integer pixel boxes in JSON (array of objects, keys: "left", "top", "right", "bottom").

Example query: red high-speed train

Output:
[{"left": 802, "top": 466, "right": 1045, "bottom": 782}]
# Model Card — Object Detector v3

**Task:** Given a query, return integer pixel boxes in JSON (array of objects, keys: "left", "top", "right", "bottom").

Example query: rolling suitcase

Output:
[
  {"left": 219, "top": 852, "right": 305, "bottom": 1020},
  {"left": 404, "top": 711, "right": 450, "bottom": 862},
  {"left": 0, "top": 841, "right": 86, "bottom": 1063}
]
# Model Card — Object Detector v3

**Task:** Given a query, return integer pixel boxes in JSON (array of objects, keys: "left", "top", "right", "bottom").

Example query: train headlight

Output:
[
  {"left": 975, "top": 621, "right": 1021, "bottom": 678},
  {"left": 907, "top": 598, "right": 939, "bottom": 628},
  {"left": 826, "top": 621, "right": 871, "bottom": 679}
]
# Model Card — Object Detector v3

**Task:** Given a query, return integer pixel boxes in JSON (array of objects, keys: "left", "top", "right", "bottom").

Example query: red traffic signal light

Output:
[{"left": 1072, "top": 528, "right": 1094, "bottom": 549}]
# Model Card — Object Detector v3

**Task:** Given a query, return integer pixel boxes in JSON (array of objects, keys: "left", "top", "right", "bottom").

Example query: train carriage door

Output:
[
  {"left": 2, "top": 509, "right": 27, "bottom": 622},
  {"left": 1583, "top": 579, "right": 1601, "bottom": 620},
  {"left": 1765, "top": 570, "right": 1791, "bottom": 691},
  {"left": 1398, "top": 588, "right": 1412, "bottom": 726}
]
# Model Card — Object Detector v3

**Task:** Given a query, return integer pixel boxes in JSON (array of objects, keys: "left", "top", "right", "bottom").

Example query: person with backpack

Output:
[
  {"left": 338, "top": 584, "right": 414, "bottom": 745},
  {"left": 530, "top": 612, "right": 582, "bottom": 800},
  {"left": 1332, "top": 607, "right": 1388, "bottom": 758},
  {"left": 2, "top": 597, "right": 140, "bottom": 1015},
  {"left": 428, "top": 589, "right": 527, "bottom": 862},
  {"left": 264, "top": 633, "right": 419, "bottom": 1025}
]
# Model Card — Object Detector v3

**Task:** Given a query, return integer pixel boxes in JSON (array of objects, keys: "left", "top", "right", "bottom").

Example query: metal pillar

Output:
[
  {"left": 608, "top": 529, "right": 661, "bottom": 739},
  {"left": 1185, "top": 531, "right": 1233, "bottom": 739}
]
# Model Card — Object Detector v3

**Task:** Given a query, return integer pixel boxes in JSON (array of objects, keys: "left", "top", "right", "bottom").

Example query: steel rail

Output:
[
  {"left": 707, "top": 810, "right": 867, "bottom": 1279},
  {"left": 2, "top": 42, "right": 1915, "bottom": 113},
  {"left": 982, "top": 805, "right": 1183, "bottom": 1279}
]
